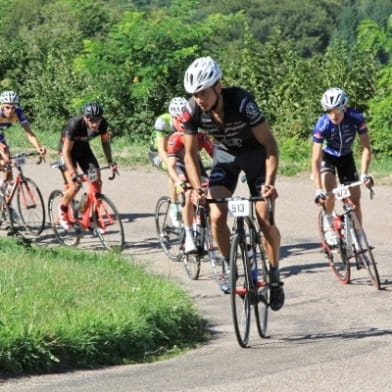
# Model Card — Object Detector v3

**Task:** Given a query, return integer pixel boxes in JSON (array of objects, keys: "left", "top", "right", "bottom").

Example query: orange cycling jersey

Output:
[{"left": 167, "top": 131, "right": 214, "bottom": 160}]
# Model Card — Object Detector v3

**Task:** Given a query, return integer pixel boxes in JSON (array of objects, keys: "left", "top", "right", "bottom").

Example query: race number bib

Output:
[
  {"left": 333, "top": 185, "right": 351, "bottom": 200},
  {"left": 228, "top": 199, "right": 250, "bottom": 217}
]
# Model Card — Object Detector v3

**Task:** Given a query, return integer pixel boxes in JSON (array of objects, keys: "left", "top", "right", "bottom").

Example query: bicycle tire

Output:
[
  {"left": 48, "top": 189, "right": 81, "bottom": 247},
  {"left": 93, "top": 194, "right": 125, "bottom": 252},
  {"left": 154, "top": 196, "right": 183, "bottom": 261},
  {"left": 183, "top": 252, "right": 201, "bottom": 280},
  {"left": 230, "top": 232, "right": 251, "bottom": 348},
  {"left": 349, "top": 212, "right": 381, "bottom": 290},
  {"left": 318, "top": 210, "right": 350, "bottom": 284},
  {"left": 16, "top": 177, "right": 45, "bottom": 236},
  {"left": 249, "top": 218, "right": 270, "bottom": 339}
]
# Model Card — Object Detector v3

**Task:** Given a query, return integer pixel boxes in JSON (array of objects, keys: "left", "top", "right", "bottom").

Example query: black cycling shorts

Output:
[
  {"left": 321, "top": 151, "right": 359, "bottom": 184},
  {"left": 209, "top": 146, "right": 266, "bottom": 196},
  {"left": 71, "top": 145, "right": 99, "bottom": 173}
]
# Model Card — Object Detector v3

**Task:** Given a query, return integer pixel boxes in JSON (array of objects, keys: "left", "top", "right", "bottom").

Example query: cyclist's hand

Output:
[
  {"left": 361, "top": 173, "right": 374, "bottom": 188},
  {"left": 261, "top": 184, "right": 278, "bottom": 200},
  {"left": 71, "top": 172, "right": 80, "bottom": 183},
  {"left": 38, "top": 147, "right": 47, "bottom": 157},
  {"left": 175, "top": 181, "right": 186, "bottom": 194},
  {"left": 109, "top": 161, "right": 118, "bottom": 174},
  {"left": 314, "top": 188, "right": 326, "bottom": 205},
  {"left": 191, "top": 187, "right": 206, "bottom": 206}
]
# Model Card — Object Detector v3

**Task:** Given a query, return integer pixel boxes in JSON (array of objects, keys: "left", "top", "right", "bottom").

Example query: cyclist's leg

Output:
[
  {"left": 337, "top": 152, "right": 362, "bottom": 222},
  {"left": 242, "top": 147, "right": 284, "bottom": 311}
]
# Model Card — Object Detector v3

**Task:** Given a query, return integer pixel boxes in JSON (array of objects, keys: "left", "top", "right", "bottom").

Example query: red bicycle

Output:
[
  {"left": 48, "top": 161, "right": 125, "bottom": 251},
  {"left": 0, "top": 151, "right": 45, "bottom": 237}
]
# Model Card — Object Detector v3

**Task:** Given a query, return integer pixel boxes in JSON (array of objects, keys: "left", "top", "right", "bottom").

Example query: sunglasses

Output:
[
  {"left": 325, "top": 106, "right": 344, "bottom": 115},
  {"left": 3, "top": 105, "right": 16, "bottom": 110},
  {"left": 86, "top": 117, "right": 102, "bottom": 124}
]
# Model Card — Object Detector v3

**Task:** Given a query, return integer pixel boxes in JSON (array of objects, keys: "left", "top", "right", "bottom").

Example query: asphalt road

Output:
[{"left": 1, "top": 163, "right": 391, "bottom": 392}]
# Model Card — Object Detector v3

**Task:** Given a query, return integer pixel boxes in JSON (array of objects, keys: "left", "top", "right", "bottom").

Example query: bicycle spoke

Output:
[
  {"left": 154, "top": 196, "right": 183, "bottom": 261},
  {"left": 94, "top": 195, "right": 125, "bottom": 252},
  {"left": 230, "top": 233, "right": 251, "bottom": 348},
  {"left": 318, "top": 210, "right": 350, "bottom": 284},
  {"left": 16, "top": 178, "right": 45, "bottom": 236},
  {"left": 48, "top": 190, "right": 80, "bottom": 247}
]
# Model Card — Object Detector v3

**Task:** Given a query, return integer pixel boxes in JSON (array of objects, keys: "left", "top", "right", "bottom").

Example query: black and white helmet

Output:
[
  {"left": 0, "top": 90, "right": 19, "bottom": 104},
  {"left": 320, "top": 87, "right": 349, "bottom": 112},
  {"left": 168, "top": 97, "right": 187, "bottom": 117},
  {"left": 83, "top": 102, "right": 103, "bottom": 119},
  {"left": 184, "top": 56, "right": 222, "bottom": 94}
]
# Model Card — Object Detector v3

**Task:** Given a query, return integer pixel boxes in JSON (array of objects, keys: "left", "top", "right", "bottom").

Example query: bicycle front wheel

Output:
[
  {"left": 350, "top": 212, "right": 380, "bottom": 290},
  {"left": 254, "top": 230, "right": 270, "bottom": 339},
  {"left": 48, "top": 189, "right": 81, "bottom": 247},
  {"left": 155, "top": 196, "right": 183, "bottom": 261},
  {"left": 16, "top": 178, "right": 45, "bottom": 236},
  {"left": 230, "top": 232, "right": 251, "bottom": 348},
  {"left": 318, "top": 210, "right": 350, "bottom": 284},
  {"left": 93, "top": 194, "right": 125, "bottom": 252}
]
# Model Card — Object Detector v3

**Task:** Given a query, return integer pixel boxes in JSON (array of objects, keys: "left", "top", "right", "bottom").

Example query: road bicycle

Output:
[
  {"left": 0, "top": 151, "right": 45, "bottom": 237},
  {"left": 318, "top": 180, "right": 380, "bottom": 290},
  {"left": 154, "top": 195, "right": 184, "bottom": 260},
  {"left": 208, "top": 194, "right": 272, "bottom": 348},
  {"left": 48, "top": 161, "right": 125, "bottom": 251},
  {"left": 182, "top": 200, "right": 223, "bottom": 285}
]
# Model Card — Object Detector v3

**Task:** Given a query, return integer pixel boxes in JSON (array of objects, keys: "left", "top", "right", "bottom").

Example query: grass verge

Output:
[{"left": 0, "top": 238, "right": 208, "bottom": 376}]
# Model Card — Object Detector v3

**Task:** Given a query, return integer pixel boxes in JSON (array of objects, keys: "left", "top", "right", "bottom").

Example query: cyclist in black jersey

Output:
[
  {"left": 181, "top": 56, "right": 284, "bottom": 311},
  {"left": 57, "top": 102, "right": 117, "bottom": 230}
]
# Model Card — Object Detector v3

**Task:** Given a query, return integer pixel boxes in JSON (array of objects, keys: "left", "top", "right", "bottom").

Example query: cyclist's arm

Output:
[
  {"left": 21, "top": 122, "right": 46, "bottom": 155},
  {"left": 184, "top": 133, "right": 202, "bottom": 191},
  {"left": 156, "top": 133, "right": 169, "bottom": 166},
  {"left": 167, "top": 156, "right": 182, "bottom": 186},
  {"left": 251, "top": 121, "right": 279, "bottom": 187},
  {"left": 100, "top": 132, "right": 114, "bottom": 164},
  {"left": 311, "top": 142, "right": 323, "bottom": 190},
  {"left": 358, "top": 132, "right": 372, "bottom": 176}
]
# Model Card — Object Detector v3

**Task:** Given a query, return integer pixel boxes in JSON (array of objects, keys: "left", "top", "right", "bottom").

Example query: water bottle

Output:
[{"left": 247, "top": 245, "right": 258, "bottom": 281}]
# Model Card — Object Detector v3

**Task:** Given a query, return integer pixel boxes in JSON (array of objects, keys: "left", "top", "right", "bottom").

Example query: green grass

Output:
[{"left": 0, "top": 239, "right": 208, "bottom": 376}]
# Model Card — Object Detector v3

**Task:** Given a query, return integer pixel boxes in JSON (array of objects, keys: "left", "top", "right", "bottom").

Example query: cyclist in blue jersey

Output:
[
  {"left": 0, "top": 90, "right": 46, "bottom": 192},
  {"left": 182, "top": 56, "right": 284, "bottom": 311},
  {"left": 311, "top": 87, "right": 373, "bottom": 246}
]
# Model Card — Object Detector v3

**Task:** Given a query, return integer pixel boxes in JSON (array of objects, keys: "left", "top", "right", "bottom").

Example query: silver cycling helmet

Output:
[
  {"left": 0, "top": 90, "right": 19, "bottom": 104},
  {"left": 320, "top": 87, "right": 349, "bottom": 112},
  {"left": 184, "top": 56, "right": 222, "bottom": 94},
  {"left": 83, "top": 102, "right": 103, "bottom": 119},
  {"left": 168, "top": 97, "right": 187, "bottom": 117}
]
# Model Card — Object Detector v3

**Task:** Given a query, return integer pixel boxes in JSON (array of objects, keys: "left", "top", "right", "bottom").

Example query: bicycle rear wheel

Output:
[
  {"left": 16, "top": 178, "right": 45, "bottom": 236},
  {"left": 318, "top": 210, "right": 350, "bottom": 284},
  {"left": 48, "top": 190, "right": 81, "bottom": 247},
  {"left": 93, "top": 194, "right": 125, "bottom": 252},
  {"left": 155, "top": 196, "right": 183, "bottom": 261},
  {"left": 230, "top": 232, "right": 251, "bottom": 348},
  {"left": 350, "top": 212, "right": 380, "bottom": 289}
]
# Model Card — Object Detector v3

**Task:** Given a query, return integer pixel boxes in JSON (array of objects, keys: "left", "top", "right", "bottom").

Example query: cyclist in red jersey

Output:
[
  {"left": 0, "top": 90, "right": 46, "bottom": 192},
  {"left": 181, "top": 56, "right": 284, "bottom": 311},
  {"left": 167, "top": 116, "right": 214, "bottom": 254}
]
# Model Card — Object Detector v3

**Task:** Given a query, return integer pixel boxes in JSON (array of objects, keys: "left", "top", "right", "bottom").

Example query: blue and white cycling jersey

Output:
[
  {"left": 312, "top": 107, "right": 368, "bottom": 157},
  {"left": 0, "top": 106, "right": 29, "bottom": 145}
]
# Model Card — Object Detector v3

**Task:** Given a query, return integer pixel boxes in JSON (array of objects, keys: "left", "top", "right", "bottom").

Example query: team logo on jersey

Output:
[
  {"left": 209, "top": 168, "right": 225, "bottom": 181},
  {"left": 245, "top": 102, "right": 259, "bottom": 120}
]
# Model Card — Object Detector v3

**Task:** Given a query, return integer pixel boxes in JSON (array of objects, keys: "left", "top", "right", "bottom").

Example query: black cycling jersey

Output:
[
  {"left": 59, "top": 115, "right": 108, "bottom": 153},
  {"left": 182, "top": 87, "right": 265, "bottom": 151}
]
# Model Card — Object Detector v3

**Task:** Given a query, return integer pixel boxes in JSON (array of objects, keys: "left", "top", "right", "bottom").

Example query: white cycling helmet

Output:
[
  {"left": 320, "top": 87, "right": 348, "bottom": 112},
  {"left": 168, "top": 97, "right": 187, "bottom": 117},
  {"left": 0, "top": 90, "right": 19, "bottom": 104},
  {"left": 184, "top": 56, "right": 222, "bottom": 94}
]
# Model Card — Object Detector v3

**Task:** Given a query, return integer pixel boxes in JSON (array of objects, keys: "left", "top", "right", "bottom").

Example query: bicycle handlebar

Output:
[{"left": 327, "top": 180, "right": 375, "bottom": 200}]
